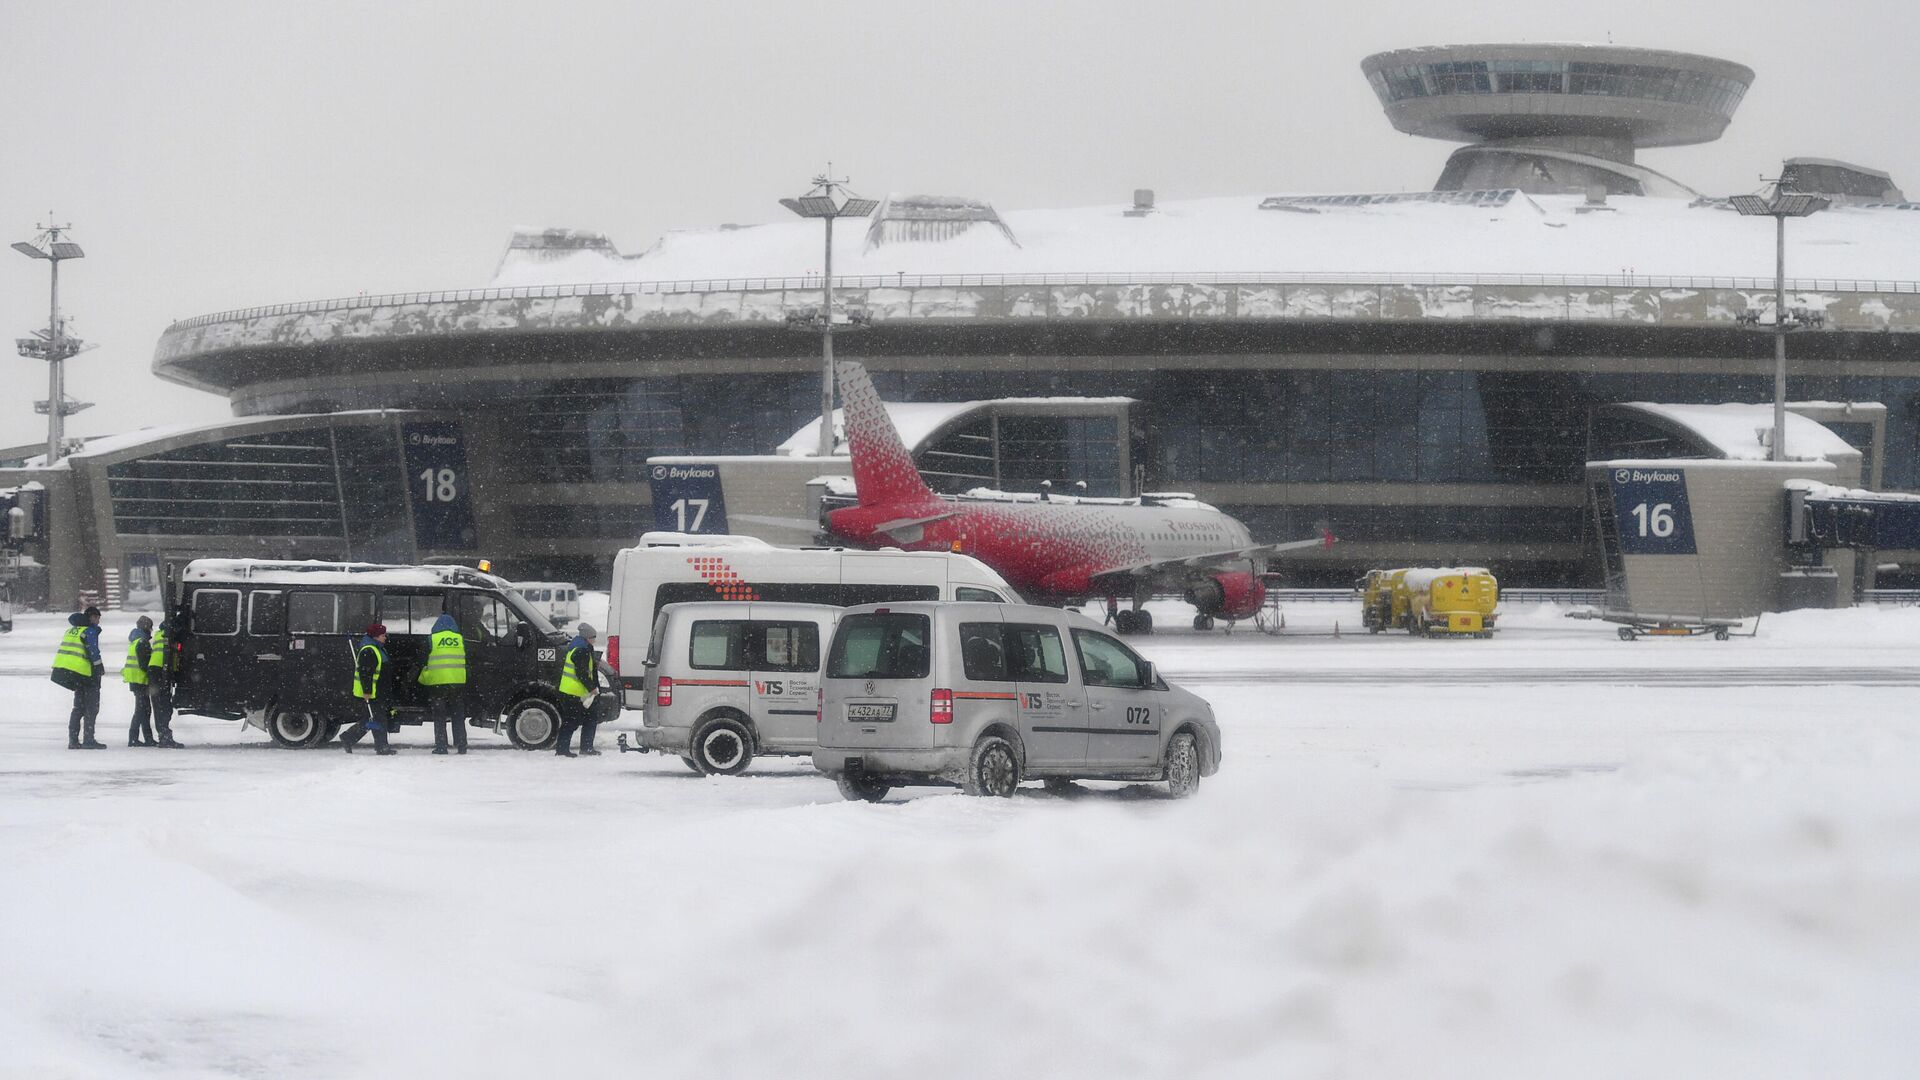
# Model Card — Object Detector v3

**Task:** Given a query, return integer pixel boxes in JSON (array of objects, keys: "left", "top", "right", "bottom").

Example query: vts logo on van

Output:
[
  {"left": 756, "top": 681, "right": 785, "bottom": 695},
  {"left": 1024, "top": 693, "right": 1044, "bottom": 709}
]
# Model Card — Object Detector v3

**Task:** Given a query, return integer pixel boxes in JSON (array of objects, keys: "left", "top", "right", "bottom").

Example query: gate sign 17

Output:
[
  {"left": 649, "top": 463, "right": 730, "bottom": 534},
  {"left": 402, "top": 421, "right": 477, "bottom": 551},
  {"left": 1610, "top": 466, "right": 1696, "bottom": 555}
]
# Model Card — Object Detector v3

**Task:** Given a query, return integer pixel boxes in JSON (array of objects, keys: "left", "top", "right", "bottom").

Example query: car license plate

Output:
[{"left": 846, "top": 703, "right": 895, "bottom": 723}]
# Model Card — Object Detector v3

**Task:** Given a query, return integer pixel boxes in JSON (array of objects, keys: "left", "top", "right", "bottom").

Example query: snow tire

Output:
[
  {"left": 1165, "top": 732, "right": 1201, "bottom": 799},
  {"left": 267, "top": 709, "right": 326, "bottom": 749},
  {"left": 963, "top": 735, "right": 1021, "bottom": 798},
  {"left": 506, "top": 697, "right": 562, "bottom": 750},
  {"left": 692, "top": 715, "right": 753, "bottom": 776}
]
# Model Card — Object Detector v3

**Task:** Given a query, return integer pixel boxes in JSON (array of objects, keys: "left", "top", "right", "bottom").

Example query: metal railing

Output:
[
  {"left": 166, "top": 271, "right": 1920, "bottom": 331},
  {"left": 1268, "top": 588, "right": 1605, "bottom": 605}
]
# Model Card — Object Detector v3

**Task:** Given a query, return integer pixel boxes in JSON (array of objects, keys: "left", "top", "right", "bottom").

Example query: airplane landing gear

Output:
[
  {"left": 1114, "top": 609, "right": 1155, "bottom": 635},
  {"left": 1192, "top": 614, "right": 1215, "bottom": 631}
]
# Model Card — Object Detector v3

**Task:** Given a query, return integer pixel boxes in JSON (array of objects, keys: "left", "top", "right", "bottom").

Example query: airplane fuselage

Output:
[{"left": 828, "top": 496, "right": 1259, "bottom": 600}]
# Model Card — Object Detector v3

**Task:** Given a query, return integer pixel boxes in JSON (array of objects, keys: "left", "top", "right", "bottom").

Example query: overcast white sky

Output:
[{"left": 3, "top": 0, "right": 1915, "bottom": 449}]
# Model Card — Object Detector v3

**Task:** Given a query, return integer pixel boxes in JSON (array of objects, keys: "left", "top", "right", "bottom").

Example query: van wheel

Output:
[
  {"left": 1165, "top": 732, "right": 1201, "bottom": 799},
  {"left": 692, "top": 716, "right": 753, "bottom": 775},
  {"left": 505, "top": 698, "right": 561, "bottom": 750},
  {"left": 964, "top": 735, "right": 1020, "bottom": 797},
  {"left": 267, "top": 709, "right": 326, "bottom": 748},
  {"left": 836, "top": 773, "right": 892, "bottom": 802}
]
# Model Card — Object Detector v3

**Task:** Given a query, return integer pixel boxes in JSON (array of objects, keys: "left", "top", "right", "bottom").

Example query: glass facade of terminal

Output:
[
  {"left": 1368, "top": 60, "right": 1748, "bottom": 113},
  {"left": 482, "top": 366, "right": 1920, "bottom": 492},
  {"left": 104, "top": 426, "right": 409, "bottom": 551}
]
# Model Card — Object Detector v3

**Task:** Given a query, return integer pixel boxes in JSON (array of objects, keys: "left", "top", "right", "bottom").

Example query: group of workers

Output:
[
  {"left": 51, "top": 607, "right": 604, "bottom": 757},
  {"left": 51, "top": 605, "right": 185, "bottom": 749}
]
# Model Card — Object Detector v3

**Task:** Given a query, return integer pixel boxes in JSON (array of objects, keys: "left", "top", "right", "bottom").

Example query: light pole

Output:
[
  {"left": 13, "top": 219, "right": 90, "bottom": 464},
  {"left": 1728, "top": 190, "right": 1829, "bottom": 462},
  {"left": 781, "top": 170, "right": 878, "bottom": 458}
]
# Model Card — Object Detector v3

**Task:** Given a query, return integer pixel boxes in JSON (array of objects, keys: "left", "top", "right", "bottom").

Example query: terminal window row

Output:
[{"left": 1368, "top": 60, "right": 1747, "bottom": 112}]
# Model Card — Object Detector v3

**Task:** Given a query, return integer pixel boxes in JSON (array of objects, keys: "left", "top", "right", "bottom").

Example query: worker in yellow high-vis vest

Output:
[
  {"left": 342, "top": 622, "right": 396, "bottom": 755},
  {"left": 418, "top": 611, "right": 469, "bottom": 754},
  {"left": 122, "top": 615, "right": 156, "bottom": 746},
  {"left": 146, "top": 610, "right": 186, "bottom": 748},
  {"left": 51, "top": 606, "right": 106, "bottom": 749},
  {"left": 553, "top": 623, "right": 602, "bottom": 758}
]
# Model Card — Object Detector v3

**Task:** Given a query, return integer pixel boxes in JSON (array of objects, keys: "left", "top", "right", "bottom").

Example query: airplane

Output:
[{"left": 822, "top": 361, "right": 1334, "bottom": 634}]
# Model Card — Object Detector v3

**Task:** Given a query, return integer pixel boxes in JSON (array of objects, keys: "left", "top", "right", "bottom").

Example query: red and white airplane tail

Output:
[{"left": 836, "top": 361, "right": 940, "bottom": 510}]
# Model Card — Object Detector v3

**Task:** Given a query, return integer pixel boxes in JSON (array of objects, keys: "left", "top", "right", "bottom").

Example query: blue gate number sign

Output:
[
  {"left": 1609, "top": 466, "right": 1697, "bottom": 556},
  {"left": 402, "top": 421, "right": 477, "bottom": 551},
  {"left": 649, "top": 463, "right": 730, "bottom": 534}
]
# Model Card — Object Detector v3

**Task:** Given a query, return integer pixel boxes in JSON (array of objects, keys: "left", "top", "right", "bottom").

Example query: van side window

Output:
[
  {"left": 959, "top": 623, "right": 1009, "bottom": 682},
  {"left": 288, "top": 592, "right": 340, "bottom": 634},
  {"left": 192, "top": 589, "right": 241, "bottom": 636},
  {"left": 454, "top": 595, "right": 517, "bottom": 643},
  {"left": 755, "top": 622, "right": 820, "bottom": 673},
  {"left": 1071, "top": 629, "right": 1147, "bottom": 689},
  {"left": 248, "top": 591, "right": 286, "bottom": 636},
  {"left": 340, "top": 593, "right": 375, "bottom": 635},
  {"left": 1006, "top": 624, "right": 1069, "bottom": 684},
  {"left": 839, "top": 584, "right": 940, "bottom": 607},
  {"left": 690, "top": 620, "right": 746, "bottom": 670},
  {"left": 955, "top": 587, "right": 1006, "bottom": 603},
  {"left": 379, "top": 593, "right": 438, "bottom": 635}
]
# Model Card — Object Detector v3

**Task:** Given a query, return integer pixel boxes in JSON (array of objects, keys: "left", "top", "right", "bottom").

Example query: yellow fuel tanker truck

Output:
[{"left": 1402, "top": 567, "right": 1499, "bottom": 637}]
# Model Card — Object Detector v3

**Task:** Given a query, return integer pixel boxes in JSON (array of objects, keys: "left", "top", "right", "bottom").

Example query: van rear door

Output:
[
  {"left": 823, "top": 611, "right": 934, "bottom": 749},
  {"left": 177, "top": 585, "right": 248, "bottom": 713}
]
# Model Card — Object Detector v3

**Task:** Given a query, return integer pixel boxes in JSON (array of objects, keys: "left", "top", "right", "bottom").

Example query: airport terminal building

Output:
[{"left": 8, "top": 42, "right": 1920, "bottom": 603}]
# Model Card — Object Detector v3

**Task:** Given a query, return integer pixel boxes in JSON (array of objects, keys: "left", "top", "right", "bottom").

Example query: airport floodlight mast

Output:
[
  {"left": 781, "top": 167, "right": 880, "bottom": 459},
  {"left": 1728, "top": 186, "right": 1829, "bottom": 462},
  {"left": 12, "top": 218, "right": 92, "bottom": 464}
]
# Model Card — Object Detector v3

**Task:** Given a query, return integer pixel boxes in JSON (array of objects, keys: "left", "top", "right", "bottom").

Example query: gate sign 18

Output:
[
  {"left": 402, "top": 421, "right": 477, "bottom": 551},
  {"left": 649, "top": 463, "right": 730, "bottom": 534},
  {"left": 1610, "top": 467, "right": 1696, "bottom": 555}
]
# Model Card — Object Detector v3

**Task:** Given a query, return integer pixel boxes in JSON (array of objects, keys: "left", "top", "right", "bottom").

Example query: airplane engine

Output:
[{"left": 1185, "top": 572, "right": 1266, "bottom": 620}]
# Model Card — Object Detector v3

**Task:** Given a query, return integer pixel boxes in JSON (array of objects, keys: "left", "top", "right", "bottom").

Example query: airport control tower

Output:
[{"left": 1361, "top": 44, "right": 1755, "bottom": 197}]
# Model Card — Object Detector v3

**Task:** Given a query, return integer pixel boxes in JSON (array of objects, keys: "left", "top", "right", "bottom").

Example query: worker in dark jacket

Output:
[
  {"left": 553, "top": 623, "right": 602, "bottom": 757},
  {"left": 342, "top": 623, "right": 397, "bottom": 755},
  {"left": 52, "top": 606, "right": 107, "bottom": 749},
  {"left": 123, "top": 615, "right": 156, "bottom": 746},
  {"left": 419, "top": 612, "right": 469, "bottom": 754},
  {"left": 146, "top": 610, "right": 186, "bottom": 748}
]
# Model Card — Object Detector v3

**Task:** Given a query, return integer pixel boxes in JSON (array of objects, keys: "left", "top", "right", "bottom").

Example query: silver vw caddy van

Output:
[
  {"left": 815, "top": 602, "right": 1221, "bottom": 801},
  {"left": 630, "top": 601, "right": 839, "bottom": 774}
]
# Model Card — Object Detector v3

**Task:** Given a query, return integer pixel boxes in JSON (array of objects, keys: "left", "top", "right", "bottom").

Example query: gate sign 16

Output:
[
  {"left": 402, "top": 421, "right": 477, "bottom": 551},
  {"left": 649, "top": 463, "right": 730, "bottom": 534},
  {"left": 1610, "top": 466, "right": 1696, "bottom": 555}
]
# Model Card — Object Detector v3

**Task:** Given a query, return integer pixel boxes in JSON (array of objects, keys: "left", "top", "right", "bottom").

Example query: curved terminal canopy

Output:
[{"left": 1362, "top": 44, "right": 1754, "bottom": 152}]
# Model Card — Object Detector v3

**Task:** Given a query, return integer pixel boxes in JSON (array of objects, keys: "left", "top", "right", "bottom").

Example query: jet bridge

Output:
[{"left": 1786, "top": 481, "right": 1920, "bottom": 553}]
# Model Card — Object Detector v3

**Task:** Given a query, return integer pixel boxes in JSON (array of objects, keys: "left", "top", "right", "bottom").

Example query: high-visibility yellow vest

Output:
[
  {"left": 122, "top": 636, "right": 151, "bottom": 686},
  {"left": 353, "top": 642, "right": 384, "bottom": 700},
  {"left": 53, "top": 626, "right": 94, "bottom": 680},
  {"left": 147, "top": 628, "right": 170, "bottom": 672},
  {"left": 557, "top": 643, "right": 591, "bottom": 700},
  {"left": 419, "top": 629, "right": 467, "bottom": 687}
]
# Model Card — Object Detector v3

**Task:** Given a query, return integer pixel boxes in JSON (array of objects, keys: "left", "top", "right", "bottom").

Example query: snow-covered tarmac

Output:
[{"left": 2, "top": 603, "right": 1917, "bottom": 1079}]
